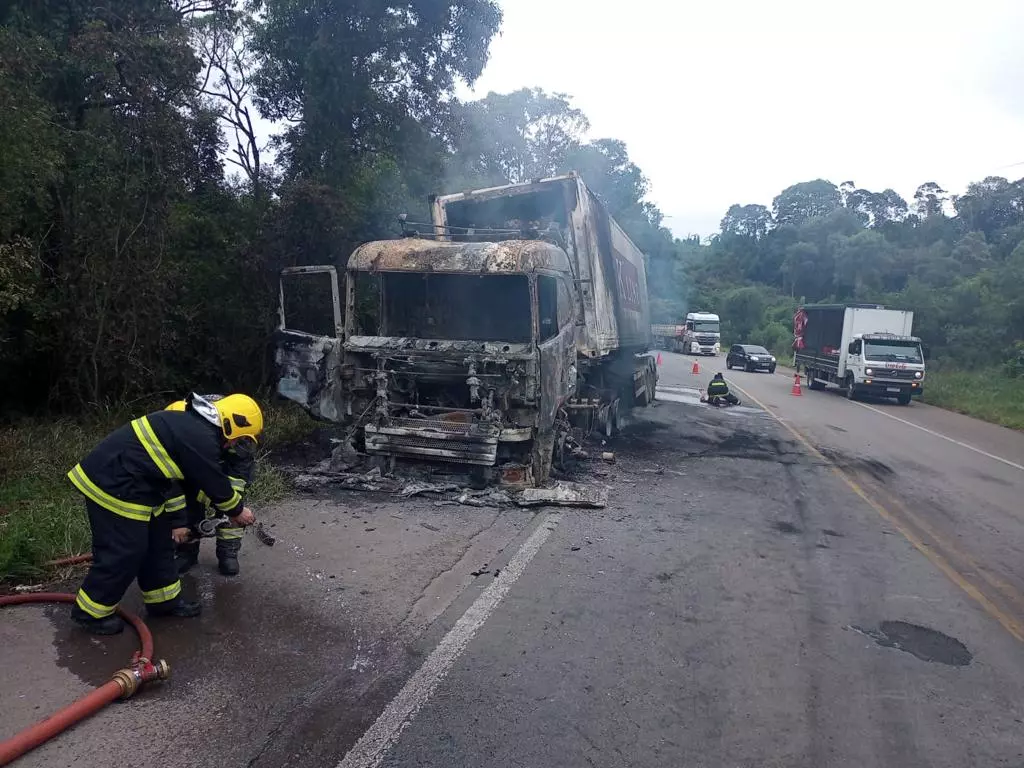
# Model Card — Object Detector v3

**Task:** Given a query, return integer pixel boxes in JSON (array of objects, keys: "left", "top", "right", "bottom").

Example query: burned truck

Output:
[{"left": 276, "top": 173, "right": 657, "bottom": 485}]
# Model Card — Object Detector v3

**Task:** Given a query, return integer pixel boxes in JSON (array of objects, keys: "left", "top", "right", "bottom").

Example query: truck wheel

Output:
[
  {"left": 807, "top": 370, "right": 825, "bottom": 391},
  {"left": 897, "top": 393, "right": 912, "bottom": 406},
  {"left": 845, "top": 376, "right": 858, "bottom": 401},
  {"left": 726, "top": 359, "right": 732, "bottom": 370}
]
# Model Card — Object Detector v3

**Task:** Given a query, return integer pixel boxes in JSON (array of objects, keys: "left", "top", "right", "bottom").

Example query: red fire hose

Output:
[{"left": 0, "top": 593, "right": 169, "bottom": 766}]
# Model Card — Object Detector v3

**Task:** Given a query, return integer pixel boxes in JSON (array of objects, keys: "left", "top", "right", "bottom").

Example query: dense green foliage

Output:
[
  {"left": 688, "top": 178, "right": 1024, "bottom": 371},
  {"left": 1, "top": 0, "right": 1020, "bottom": 421},
  {"left": 0, "top": 0, "right": 686, "bottom": 417}
]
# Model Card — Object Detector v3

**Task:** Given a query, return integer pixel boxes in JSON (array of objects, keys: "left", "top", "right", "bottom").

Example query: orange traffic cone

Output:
[
  {"left": 691, "top": 360, "right": 700, "bottom": 375},
  {"left": 791, "top": 373, "right": 802, "bottom": 396},
  {"left": 656, "top": 352, "right": 663, "bottom": 366}
]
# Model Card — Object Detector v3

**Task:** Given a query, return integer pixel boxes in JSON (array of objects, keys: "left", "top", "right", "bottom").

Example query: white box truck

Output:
[{"left": 794, "top": 304, "right": 925, "bottom": 405}]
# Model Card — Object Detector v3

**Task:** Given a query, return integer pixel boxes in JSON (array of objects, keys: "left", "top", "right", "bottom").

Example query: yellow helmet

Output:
[
  {"left": 165, "top": 400, "right": 187, "bottom": 412},
  {"left": 213, "top": 393, "right": 264, "bottom": 444}
]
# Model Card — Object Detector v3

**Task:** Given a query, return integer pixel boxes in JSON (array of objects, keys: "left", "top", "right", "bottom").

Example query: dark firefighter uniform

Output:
[
  {"left": 707, "top": 376, "right": 739, "bottom": 406},
  {"left": 68, "top": 409, "right": 245, "bottom": 633},
  {"left": 170, "top": 443, "right": 254, "bottom": 576}
]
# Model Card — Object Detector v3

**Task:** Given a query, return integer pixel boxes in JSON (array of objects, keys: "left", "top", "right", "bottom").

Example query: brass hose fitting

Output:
[{"left": 111, "top": 669, "right": 139, "bottom": 699}]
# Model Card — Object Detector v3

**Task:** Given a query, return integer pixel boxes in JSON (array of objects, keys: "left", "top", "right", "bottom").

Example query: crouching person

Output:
[{"left": 166, "top": 397, "right": 256, "bottom": 576}]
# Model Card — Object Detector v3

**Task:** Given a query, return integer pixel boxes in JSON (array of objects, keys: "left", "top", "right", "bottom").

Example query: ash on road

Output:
[{"left": 4, "top": 350, "right": 1024, "bottom": 768}]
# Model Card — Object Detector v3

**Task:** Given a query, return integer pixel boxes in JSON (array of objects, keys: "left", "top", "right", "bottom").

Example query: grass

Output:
[
  {"left": 922, "top": 368, "right": 1024, "bottom": 431},
  {"left": 0, "top": 400, "right": 318, "bottom": 581}
]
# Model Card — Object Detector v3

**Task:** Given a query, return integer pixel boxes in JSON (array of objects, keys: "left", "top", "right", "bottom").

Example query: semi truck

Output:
[
  {"left": 651, "top": 323, "right": 684, "bottom": 352},
  {"left": 681, "top": 312, "right": 721, "bottom": 356},
  {"left": 276, "top": 172, "right": 658, "bottom": 485},
  {"left": 793, "top": 304, "right": 925, "bottom": 405}
]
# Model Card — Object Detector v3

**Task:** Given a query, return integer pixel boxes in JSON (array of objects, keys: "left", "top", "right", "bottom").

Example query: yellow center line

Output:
[{"left": 730, "top": 379, "right": 1024, "bottom": 644}]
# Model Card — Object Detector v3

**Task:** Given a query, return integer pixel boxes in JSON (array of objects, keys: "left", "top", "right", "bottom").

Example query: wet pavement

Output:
[{"left": 4, "top": 350, "right": 1024, "bottom": 767}]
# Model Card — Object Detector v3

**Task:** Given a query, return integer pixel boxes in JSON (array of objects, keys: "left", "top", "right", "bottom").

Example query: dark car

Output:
[{"left": 726, "top": 344, "right": 777, "bottom": 373}]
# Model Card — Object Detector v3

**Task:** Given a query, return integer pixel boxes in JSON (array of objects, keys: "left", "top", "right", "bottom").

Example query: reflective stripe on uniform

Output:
[
  {"left": 228, "top": 476, "right": 247, "bottom": 493},
  {"left": 76, "top": 589, "right": 117, "bottom": 618},
  {"left": 165, "top": 495, "right": 187, "bottom": 513},
  {"left": 68, "top": 464, "right": 159, "bottom": 522},
  {"left": 213, "top": 489, "right": 242, "bottom": 513},
  {"left": 131, "top": 417, "right": 184, "bottom": 480},
  {"left": 216, "top": 526, "right": 245, "bottom": 540},
  {"left": 141, "top": 580, "right": 182, "bottom": 604},
  {"left": 197, "top": 490, "right": 210, "bottom": 506}
]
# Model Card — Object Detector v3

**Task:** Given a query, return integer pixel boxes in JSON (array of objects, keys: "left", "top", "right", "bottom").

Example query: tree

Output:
[
  {"left": 451, "top": 88, "right": 589, "bottom": 185},
  {"left": 252, "top": 0, "right": 502, "bottom": 179},
  {"left": 953, "top": 176, "right": 1024, "bottom": 239},
  {"left": 720, "top": 204, "right": 773, "bottom": 239},
  {"left": 913, "top": 182, "right": 949, "bottom": 218},
  {"left": 192, "top": 8, "right": 266, "bottom": 194},
  {"left": 721, "top": 287, "right": 766, "bottom": 340},
  {"left": 773, "top": 180, "right": 842, "bottom": 226}
]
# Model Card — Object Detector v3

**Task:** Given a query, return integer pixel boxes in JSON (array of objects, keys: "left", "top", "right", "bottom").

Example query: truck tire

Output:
[
  {"left": 807, "top": 370, "right": 825, "bottom": 391},
  {"left": 726, "top": 359, "right": 732, "bottom": 370},
  {"left": 845, "top": 375, "right": 858, "bottom": 401},
  {"left": 897, "top": 392, "right": 912, "bottom": 406}
]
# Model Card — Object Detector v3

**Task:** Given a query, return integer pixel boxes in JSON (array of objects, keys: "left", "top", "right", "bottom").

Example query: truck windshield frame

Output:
[
  {"left": 355, "top": 271, "right": 534, "bottom": 343},
  {"left": 694, "top": 321, "right": 720, "bottom": 333},
  {"left": 863, "top": 340, "right": 923, "bottom": 364}
]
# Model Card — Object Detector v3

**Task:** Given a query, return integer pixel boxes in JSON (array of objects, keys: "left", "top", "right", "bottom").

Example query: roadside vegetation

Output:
[
  {"left": 685, "top": 180, "right": 1024, "bottom": 429},
  {"left": 922, "top": 368, "right": 1024, "bottom": 430},
  {"left": 0, "top": 402, "right": 317, "bottom": 580}
]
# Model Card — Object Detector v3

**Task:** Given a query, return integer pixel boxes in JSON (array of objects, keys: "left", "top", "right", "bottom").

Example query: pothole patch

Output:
[{"left": 850, "top": 621, "right": 972, "bottom": 666}]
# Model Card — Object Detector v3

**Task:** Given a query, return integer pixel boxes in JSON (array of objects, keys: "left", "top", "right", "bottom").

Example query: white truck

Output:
[
  {"left": 793, "top": 304, "right": 925, "bottom": 405},
  {"left": 681, "top": 312, "right": 721, "bottom": 356}
]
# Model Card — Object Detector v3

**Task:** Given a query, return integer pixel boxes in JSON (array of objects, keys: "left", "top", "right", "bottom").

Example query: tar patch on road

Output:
[
  {"left": 851, "top": 621, "right": 973, "bottom": 666},
  {"left": 773, "top": 521, "right": 802, "bottom": 535}
]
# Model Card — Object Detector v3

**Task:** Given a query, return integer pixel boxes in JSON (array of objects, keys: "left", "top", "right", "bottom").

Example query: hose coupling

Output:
[{"left": 111, "top": 669, "right": 140, "bottom": 699}]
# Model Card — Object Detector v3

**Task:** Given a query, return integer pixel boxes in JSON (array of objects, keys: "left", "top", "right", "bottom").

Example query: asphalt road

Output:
[{"left": 4, "top": 351, "right": 1024, "bottom": 767}]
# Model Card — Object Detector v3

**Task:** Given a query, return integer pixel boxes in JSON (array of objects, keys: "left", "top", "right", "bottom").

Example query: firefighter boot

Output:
[
  {"left": 175, "top": 539, "right": 200, "bottom": 575},
  {"left": 70, "top": 604, "right": 125, "bottom": 635},
  {"left": 216, "top": 537, "right": 241, "bottom": 576},
  {"left": 146, "top": 596, "right": 202, "bottom": 618}
]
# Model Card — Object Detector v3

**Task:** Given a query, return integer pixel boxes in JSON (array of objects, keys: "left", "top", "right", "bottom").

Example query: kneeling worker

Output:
[
  {"left": 707, "top": 372, "right": 740, "bottom": 406},
  {"left": 165, "top": 397, "right": 255, "bottom": 577},
  {"left": 68, "top": 393, "right": 262, "bottom": 634}
]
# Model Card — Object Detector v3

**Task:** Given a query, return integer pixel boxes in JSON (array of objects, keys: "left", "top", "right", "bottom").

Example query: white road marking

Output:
[
  {"left": 336, "top": 513, "right": 561, "bottom": 768},
  {"left": 852, "top": 401, "right": 1023, "bottom": 473}
]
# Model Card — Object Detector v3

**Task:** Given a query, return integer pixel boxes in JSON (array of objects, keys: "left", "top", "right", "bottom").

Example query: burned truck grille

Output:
[{"left": 364, "top": 418, "right": 501, "bottom": 466}]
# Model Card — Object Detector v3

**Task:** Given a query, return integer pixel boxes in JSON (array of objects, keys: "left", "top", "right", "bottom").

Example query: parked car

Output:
[{"left": 726, "top": 344, "right": 777, "bottom": 373}]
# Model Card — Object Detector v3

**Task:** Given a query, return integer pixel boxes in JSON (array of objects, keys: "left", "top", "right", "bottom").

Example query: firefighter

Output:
[
  {"left": 68, "top": 393, "right": 263, "bottom": 635},
  {"left": 706, "top": 372, "right": 740, "bottom": 407},
  {"left": 165, "top": 398, "right": 254, "bottom": 576}
]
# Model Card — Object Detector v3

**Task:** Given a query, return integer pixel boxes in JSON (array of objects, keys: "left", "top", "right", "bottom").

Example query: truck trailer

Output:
[
  {"left": 276, "top": 172, "right": 658, "bottom": 485},
  {"left": 651, "top": 324, "right": 684, "bottom": 352},
  {"left": 793, "top": 304, "right": 925, "bottom": 404}
]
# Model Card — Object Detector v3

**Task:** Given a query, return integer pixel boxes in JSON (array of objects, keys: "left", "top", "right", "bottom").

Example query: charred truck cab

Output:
[{"left": 277, "top": 173, "right": 657, "bottom": 485}]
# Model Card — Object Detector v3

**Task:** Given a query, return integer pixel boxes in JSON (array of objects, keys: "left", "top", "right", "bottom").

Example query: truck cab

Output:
[
  {"left": 276, "top": 173, "right": 657, "bottom": 486},
  {"left": 843, "top": 333, "right": 925, "bottom": 403},
  {"left": 682, "top": 312, "right": 721, "bottom": 356}
]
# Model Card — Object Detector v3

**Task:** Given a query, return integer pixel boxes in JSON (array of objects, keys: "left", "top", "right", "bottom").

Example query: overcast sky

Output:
[{"left": 458, "top": 0, "right": 1024, "bottom": 238}]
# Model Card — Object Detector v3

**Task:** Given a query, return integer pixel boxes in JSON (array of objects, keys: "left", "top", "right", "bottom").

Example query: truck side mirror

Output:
[{"left": 848, "top": 342, "right": 858, "bottom": 354}]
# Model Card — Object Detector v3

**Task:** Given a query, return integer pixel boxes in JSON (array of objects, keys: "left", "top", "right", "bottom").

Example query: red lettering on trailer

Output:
[{"left": 613, "top": 252, "right": 641, "bottom": 310}]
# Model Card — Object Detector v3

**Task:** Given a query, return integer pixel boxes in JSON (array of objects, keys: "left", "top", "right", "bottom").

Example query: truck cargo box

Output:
[{"left": 430, "top": 173, "right": 651, "bottom": 359}]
